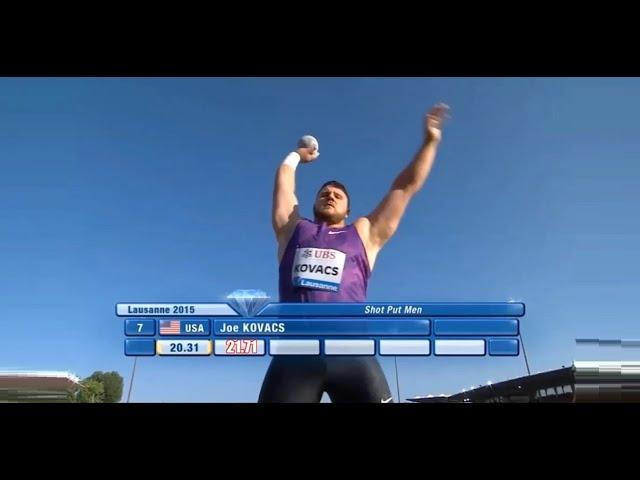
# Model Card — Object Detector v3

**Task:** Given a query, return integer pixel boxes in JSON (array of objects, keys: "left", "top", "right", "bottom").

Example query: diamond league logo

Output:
[{"left": 226, "top": 289, "right": 271, "bottom": 317}]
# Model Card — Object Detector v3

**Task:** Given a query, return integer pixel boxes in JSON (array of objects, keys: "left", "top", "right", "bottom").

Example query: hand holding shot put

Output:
[{"left": 296, "top": 135, "right": 320, "bottom": 163}]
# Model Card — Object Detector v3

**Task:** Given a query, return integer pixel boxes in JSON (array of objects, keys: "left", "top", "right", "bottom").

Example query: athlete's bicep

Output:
[
  {"left": 364, "top": 188, "right": 413, "bottom": 248},
  {"left": 272, "top": 165, "right": 301, "bottom": 238},
  {"left": 272, "top": 200, "right": 300, "bottom": 240}
]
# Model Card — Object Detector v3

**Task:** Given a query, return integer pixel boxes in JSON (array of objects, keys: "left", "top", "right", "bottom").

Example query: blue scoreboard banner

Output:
[{"left": 118, "top": 302, "right": 524, "bottom": 358}]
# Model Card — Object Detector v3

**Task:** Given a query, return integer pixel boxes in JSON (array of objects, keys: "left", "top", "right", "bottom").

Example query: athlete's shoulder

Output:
[
  {"left": 351, "top": 217, "right": 370, "bottom": 236},
  {"left": 298, "top": 217, "right": 319, "bottom": 229},
  {"left": 288, "top": 218, "right": 318, "bottom": 237}
]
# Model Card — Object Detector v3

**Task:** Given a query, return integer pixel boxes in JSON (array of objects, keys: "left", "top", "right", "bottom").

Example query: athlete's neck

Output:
[{"left": 314, "top": 216, "right": 346, "bottom": 229}]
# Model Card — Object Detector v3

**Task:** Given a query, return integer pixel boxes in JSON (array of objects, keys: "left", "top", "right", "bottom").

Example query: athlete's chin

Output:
[{"left": 314, "top": 206, "right": 346, "bottom": 224}]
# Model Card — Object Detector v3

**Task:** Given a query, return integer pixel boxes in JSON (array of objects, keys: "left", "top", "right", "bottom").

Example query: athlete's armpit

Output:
[
  {"left": 353, "top": 217, "right": 383, "bottom": 271},
  {"left": 276, "top": 214, "right": 301, "bottom": 263}
]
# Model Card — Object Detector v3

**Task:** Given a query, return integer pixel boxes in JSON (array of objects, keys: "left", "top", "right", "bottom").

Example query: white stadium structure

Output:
[{"left": 0, "top": 371, "right": 81, "bottom": 402}]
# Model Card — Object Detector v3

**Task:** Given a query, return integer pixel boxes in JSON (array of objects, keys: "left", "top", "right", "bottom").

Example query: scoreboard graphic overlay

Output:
[{"left": 118, "top": 302, "right": 524, "bottom": 357}]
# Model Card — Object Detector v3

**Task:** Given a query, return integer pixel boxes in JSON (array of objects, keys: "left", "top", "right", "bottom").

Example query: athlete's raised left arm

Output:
[{"left": 355, "top": 103, "right": 449, "bottom": 264}]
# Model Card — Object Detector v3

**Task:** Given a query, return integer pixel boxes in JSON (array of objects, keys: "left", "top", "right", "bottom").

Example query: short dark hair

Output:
[{"left": 317, "top": 180, "right": 350, "bottom": 211}]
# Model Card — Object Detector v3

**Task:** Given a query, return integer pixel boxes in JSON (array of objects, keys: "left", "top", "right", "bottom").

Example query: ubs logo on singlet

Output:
[
  {"left": 301, "top": 249, "right": 337, "bottom": 260},
  {"left": 313, "top": 250, "right": 336, "bottom": 259}
]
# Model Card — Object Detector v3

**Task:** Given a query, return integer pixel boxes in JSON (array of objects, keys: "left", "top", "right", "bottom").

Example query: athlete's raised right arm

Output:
[{"left": 272, "top": 144, "right": 319, "bottom": 246}]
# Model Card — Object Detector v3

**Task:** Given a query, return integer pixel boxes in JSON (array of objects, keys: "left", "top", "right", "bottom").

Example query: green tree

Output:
[
  {"left": 76, "top": 379, "right": 105, "bottom": 403},
  {"left": 84, "top": 371, "right": 124, "bottom": 403}
]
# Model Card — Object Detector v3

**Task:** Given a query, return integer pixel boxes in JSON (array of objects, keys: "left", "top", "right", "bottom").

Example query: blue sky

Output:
[{"left": 1, "top": 77, "right": 639, "bottom": 402}]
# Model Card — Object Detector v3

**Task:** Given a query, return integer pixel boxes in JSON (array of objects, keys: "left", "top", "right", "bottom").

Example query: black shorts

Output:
[{"left": 258, "top": 355, "right": 393, "bottom": 403}]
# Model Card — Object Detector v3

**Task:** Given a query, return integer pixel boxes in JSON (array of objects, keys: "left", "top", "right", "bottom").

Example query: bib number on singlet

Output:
[{"left": 292, "top": 247, "right": 346, "bottom": 292}]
